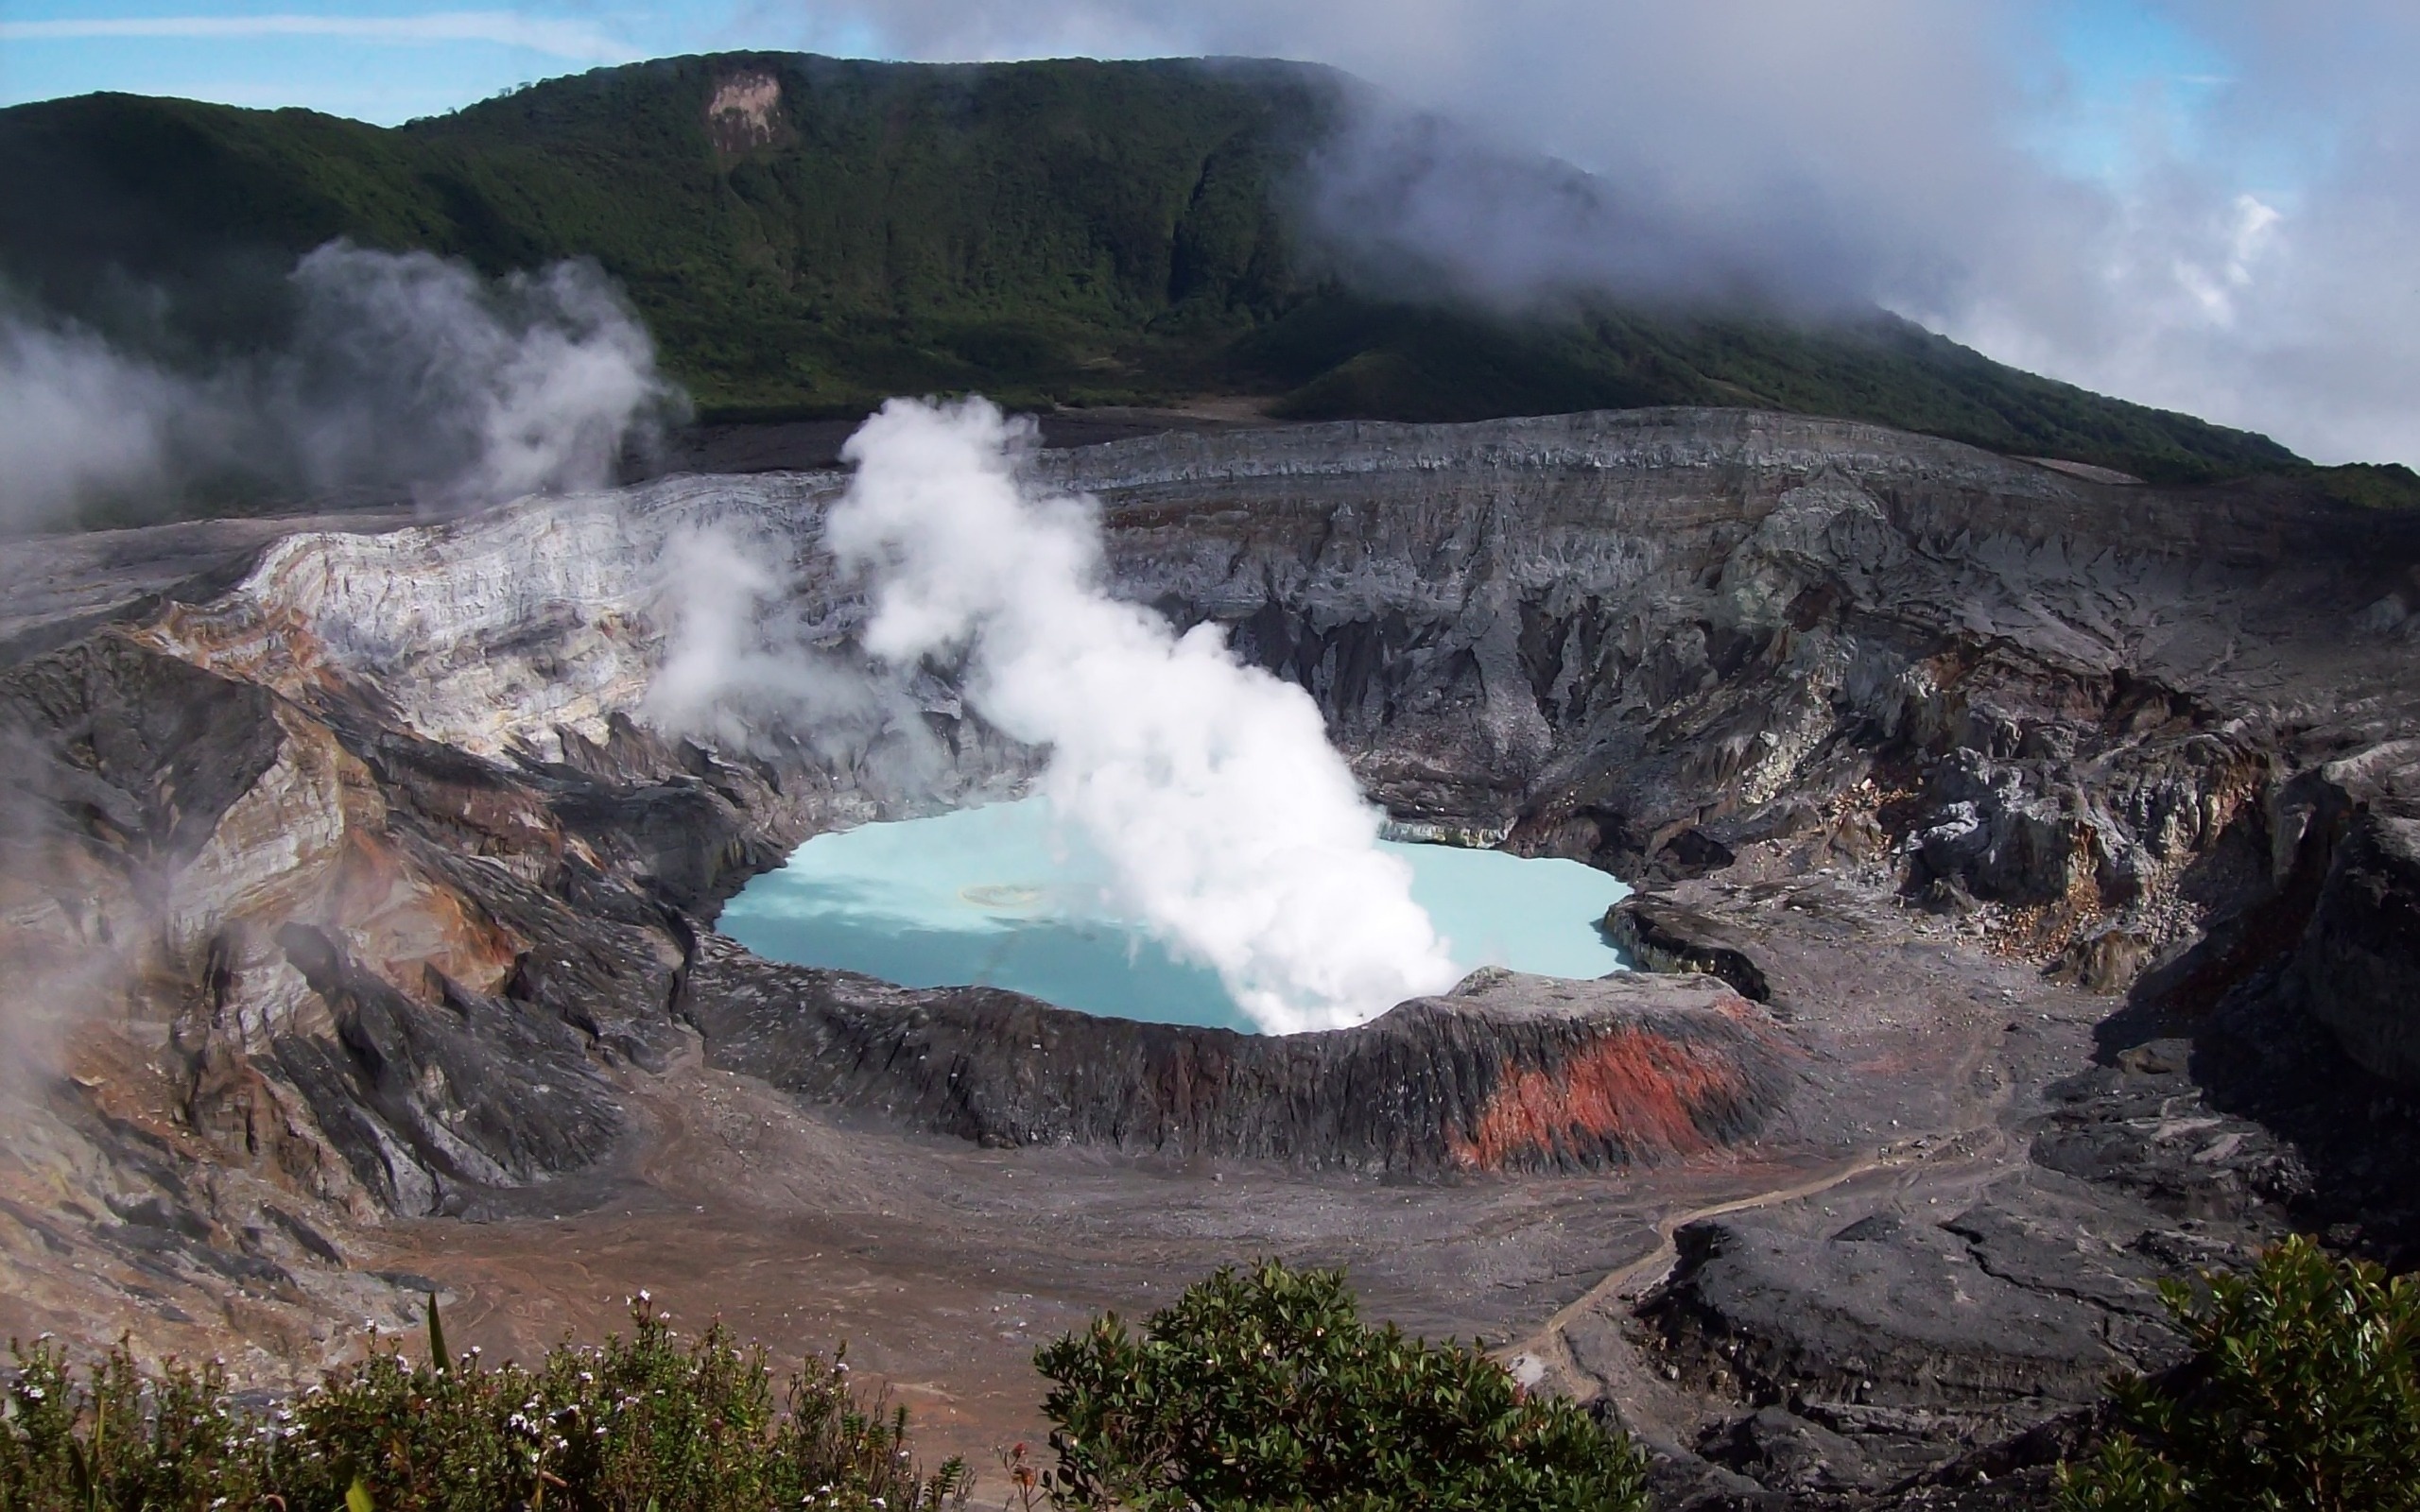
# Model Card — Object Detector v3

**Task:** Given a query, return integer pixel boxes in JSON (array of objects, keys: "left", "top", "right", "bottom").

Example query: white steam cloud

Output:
[
  {"left": 751, "top": 0, "right": 2420, "bottom": 465},
  {"left": 823, "top": 396, "right": 1460, "bottom": 1034},
  {"left": 642, "top": 522, "right": 935, "bottom": 774},
  {"left": 0, "top": 241, "right": 676, "bottom": 531},
  {"left": 0, "top": 318, "right": 191, "bottom": 522}
]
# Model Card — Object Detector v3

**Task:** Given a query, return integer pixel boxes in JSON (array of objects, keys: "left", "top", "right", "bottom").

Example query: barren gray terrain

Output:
[{"left": 4, "top": 407, "right": 2416, "bottom": 1507}]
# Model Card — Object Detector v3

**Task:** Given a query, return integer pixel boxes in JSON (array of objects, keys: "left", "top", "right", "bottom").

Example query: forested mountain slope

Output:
[{"left": 0, "top": 53, "right": 2305, "bottom": 482}]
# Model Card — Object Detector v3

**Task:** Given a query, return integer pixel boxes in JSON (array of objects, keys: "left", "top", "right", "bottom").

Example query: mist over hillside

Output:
[{"left": 0, "top": 50, "right": 2327, "bottom": 520}]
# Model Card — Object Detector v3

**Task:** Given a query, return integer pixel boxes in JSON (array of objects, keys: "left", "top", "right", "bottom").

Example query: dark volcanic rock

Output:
[
  {"left": 0, "top": 629, "right": 739, "bottom": 1224},
  {"left": 272, "top": 925, "right": 625, "bottom": 1215},
  {"left": 0, "top": 633, "right": 287, "bottom": 863},
  {"left": 1699, "top": 1404, "right": 1875, "bottom": 1495},
  {"left": 1602, "top": 893, "right": 1775, "bottom": 1005},
  {"left": 2028, "top": 1049, "right": 2307, "bottom": 1225},
  {"left": 1641, "top": 1216, "right": 2118, "bottom": 1411},
  {"left": 2289, "top": 797, "right": 2420, "bottom": 1090},
  {"left": 684, "top": 952, "right": 1794, "bottom": 1173}
]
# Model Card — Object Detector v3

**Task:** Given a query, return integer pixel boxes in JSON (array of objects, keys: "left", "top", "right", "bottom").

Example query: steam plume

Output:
[
  {"left": 642, "top": 522, "right": 934, "bottom": 774},
  {"left": 825, "top": 396, "right": 1460, "bottom": 1034},
  {"left": 0, "top": 242, "right": 677, "bottom": 531}
]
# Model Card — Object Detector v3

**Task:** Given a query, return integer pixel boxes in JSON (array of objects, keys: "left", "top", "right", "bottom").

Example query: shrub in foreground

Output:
[
  {"left": 2058, "top": 1234, "right": 2420, "bottom": 1512},
  {"left": 0, "top": 1295, "right": 967, "bottom": 1512},
  {"left": 1034, "top": 1259, "right": 1649, "bottom": 1511}
]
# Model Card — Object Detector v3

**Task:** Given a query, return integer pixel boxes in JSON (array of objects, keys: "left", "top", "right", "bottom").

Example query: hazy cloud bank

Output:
[{"left": 0, "top": 242, "right": 679, "bottom": 532}]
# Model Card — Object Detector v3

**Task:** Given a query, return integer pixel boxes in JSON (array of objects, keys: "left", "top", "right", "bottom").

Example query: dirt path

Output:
[
  {"left": 1523, "top": 1150, "right": 1887, "bottom": 1349},
  {"left": 1508, "top": 970, "right": 2030, "bottom": 1393}
]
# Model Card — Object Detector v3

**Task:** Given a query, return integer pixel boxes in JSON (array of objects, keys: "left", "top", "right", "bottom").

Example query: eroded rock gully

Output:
[{"left": 4, "top": 407, "right": 2418, "bottom": 1505}]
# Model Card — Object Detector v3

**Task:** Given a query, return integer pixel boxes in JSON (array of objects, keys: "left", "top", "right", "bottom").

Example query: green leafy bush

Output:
[
  {"left": 1033, "top": 1259, "right": 1648, "bottom": 1511},
  {"left": 2058, "top": 1235, "right": 2420, "bottom": 1512},
  {"left": 0, "top": 1295, "right": 967, "bottom": 1512}
]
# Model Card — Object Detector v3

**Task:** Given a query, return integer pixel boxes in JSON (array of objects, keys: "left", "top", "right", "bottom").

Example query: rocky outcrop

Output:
[
  {"left": 0, "top": 629, "right": 802, "bottom": 1229},
  {"left": 685, "top": 951, "right": 1792, "bottom": 1174},
  {"left": 1643, "top": 1215, "right": 2128, "bottom": 1414},
  {"left": 1628, "top": 1197, "right": 2201, "bottom": 1505},
  {"left": 1039, "top": 413, "right": 2411, "bottom": 988},
  {"left": 1601, "top": 895, "right": 1773, "bottom": 1005},
  {"left": 2280, "top": 750, "right": 2420, "bottom": 1090}
]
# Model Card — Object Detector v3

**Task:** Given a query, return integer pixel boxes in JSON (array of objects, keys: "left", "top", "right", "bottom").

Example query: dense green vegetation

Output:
[
  {"left": 12, "top": 1243, "right": 2420, "bottom": 1510},
  {"left": 0, "top": 1297, "right": 968, "bottom": 1512},
  {"left": 1033, "top": 1260, "right": 1649, "bottom": 1511},
  {"left": 0, "top": 54, "right": 2308, "bottom": 484},
  {"left": 2058, "top": 1236, "right": 2420, "bottom": 1511},
  {"left": 2311, "top": 460, "right": 2420, "bottom": 511},
  {"left": 1, "top": 1269, "right": 1645, "bottom": 1512}
]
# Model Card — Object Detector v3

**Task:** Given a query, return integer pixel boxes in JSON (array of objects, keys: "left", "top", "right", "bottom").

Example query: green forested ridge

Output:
[{"left": 0, "top": 52, "right": 2313, "bottom": 482}]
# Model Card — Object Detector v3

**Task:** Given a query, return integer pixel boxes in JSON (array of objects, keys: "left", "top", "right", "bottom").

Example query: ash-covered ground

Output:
[{"left": 5, "top": 407, "right": 2418, "bottom": 1508}]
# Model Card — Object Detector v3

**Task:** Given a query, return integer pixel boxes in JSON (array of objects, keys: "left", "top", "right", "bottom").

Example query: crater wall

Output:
[{"left": 5, "top": 407, "right": 2419, "bottom": 1368}]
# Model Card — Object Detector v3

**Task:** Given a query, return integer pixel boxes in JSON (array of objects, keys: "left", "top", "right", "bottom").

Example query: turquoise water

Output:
[{"left": 717, "top": 798, "right": 1630, "bottom": 1034}]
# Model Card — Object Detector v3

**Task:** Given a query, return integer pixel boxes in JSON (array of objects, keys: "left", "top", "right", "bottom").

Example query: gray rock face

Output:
[
  {"left": 1031, "top": 413, "right": 2411, "bottom": 1009},
  {"left": 0, "top": 632, "right": 771, "bottom": 1222},
  {"left": 2288, "top": 767, "right": 2420, "bottom": 1088},
  {"left": 1628, "top": 1199, "right": 2201, "bottom": 1508},
  {"left": 2028, "top": 1048, "right": 2309, "bottom": 1223},
  {"left": 1602, "top": 894, "right": 1773, "bottom": 1005},
  {"left": 685, "top": 954, "right": 1792, "bottom": 1173},
  {"left": 1698, "top": 1404, "right": 1874, "bottom": 1496}
]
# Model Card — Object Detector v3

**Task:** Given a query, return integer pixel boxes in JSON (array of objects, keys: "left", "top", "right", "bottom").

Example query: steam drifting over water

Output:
[{"left": 825, "top": 397, "right": 1460, "bottom": 1033}]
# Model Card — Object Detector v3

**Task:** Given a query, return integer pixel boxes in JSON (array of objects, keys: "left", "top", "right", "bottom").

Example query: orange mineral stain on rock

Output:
[
  {"left": 1451, "top": 1016, "right": 1775, "bottom": 1172},
  {"left": 327, "top": 832, "right": 523, "bottom": 1002},
  {"left": 135, "top": 601, "right": 348, "bottom": 703}
]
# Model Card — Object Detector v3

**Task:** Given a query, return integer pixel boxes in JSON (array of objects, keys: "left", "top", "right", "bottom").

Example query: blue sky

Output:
[
  {"left": 0, "top": 2, "right": 676, "bottom": 122},
  {"left": 2023, "top": 1, "right": 2233, "bottom": 180}
]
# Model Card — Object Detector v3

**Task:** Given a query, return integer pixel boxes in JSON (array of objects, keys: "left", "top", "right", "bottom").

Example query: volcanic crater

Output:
[{"left": 7, "top": 406, "right": 2420, "bottom": 1505}]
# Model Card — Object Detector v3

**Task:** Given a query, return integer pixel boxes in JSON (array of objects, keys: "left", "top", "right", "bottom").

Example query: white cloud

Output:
[
  {"left": 735, "top": 0, "right": 2420, "bottom": 464},
  {"left": 0, "top": 11, "right": 638, "bottom": 64}
]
